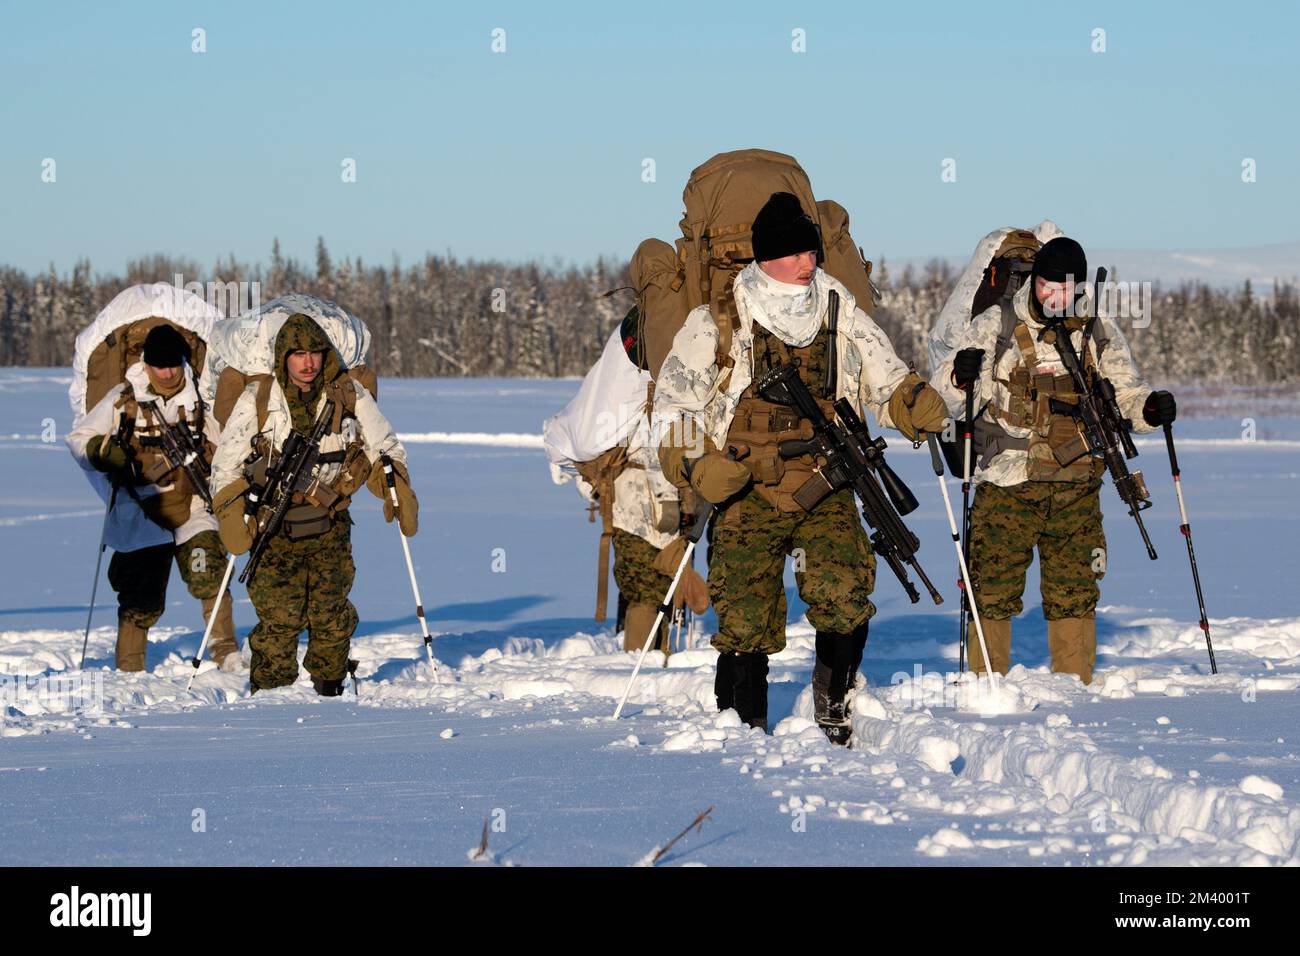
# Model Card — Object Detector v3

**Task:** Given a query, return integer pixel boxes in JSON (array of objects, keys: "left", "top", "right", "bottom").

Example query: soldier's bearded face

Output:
[
  {"left": 758, "top": 250, "right": 817, "bottom": 286},
  {"left": 286, "top": 350, "right": 325, "bottom": 389}
]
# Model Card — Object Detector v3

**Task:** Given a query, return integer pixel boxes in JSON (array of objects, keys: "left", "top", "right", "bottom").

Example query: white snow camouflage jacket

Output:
[
  {"left": 210, "top": 374, "right": 406, "bottom": 503},
  {"left": 66, "top": 360, "right": 220, "bottom": 550},
  {"left": 652, "top": 262, "right": 912, "bottom": 454},
  {"left": 931, "top": 281, "right": 1155, "bottom": 487}
]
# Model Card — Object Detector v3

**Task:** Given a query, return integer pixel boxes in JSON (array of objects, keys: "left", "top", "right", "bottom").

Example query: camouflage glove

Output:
[
  {"left": 369, "top": 458, "right": 419, "bottom": 537},
  {"left": 888, "top": 372, "right": 949, "bottom": 442},
  {"left": 213, "top": 479, "right": 255, "bottom": 555},
  {"left": 86, "top": 434, "right": 132, "bottom": 480}
]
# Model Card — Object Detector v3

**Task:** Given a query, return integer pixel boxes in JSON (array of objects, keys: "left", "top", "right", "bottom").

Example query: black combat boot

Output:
[
  {"left": 747, "top": 652, "right": 769, "bottom": 733},
  {"left": 312, "top": 674, "right": 346, "bottom": 697},
  {"left": 813, "top": 631, "right": 853, "bottom": 746},
  {"left": 845, "top": 620, "right": 869, "bottom": 718},
  {"left": 731, "top": 651, "right": 769, "bottom": 732},
  {"left": 714, "top": 651, "right": 737, "bottom": 712}
]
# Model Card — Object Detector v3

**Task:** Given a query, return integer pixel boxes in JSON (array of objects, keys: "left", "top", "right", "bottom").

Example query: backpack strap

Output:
[
  {"left": 252, "top": 375, "right": 274, "bottom": 432},
  {"left": 992, "top": 299, "right": 1020, "bottom": 372},
  {"left": 825, "top": 289, "right": 839, "bottom": 398},
  {"left": 573, "top": 446, "right": 630, "bottom": 622},
  {"left": 713, "top": 278, "right": 739, "bottom": 394}
]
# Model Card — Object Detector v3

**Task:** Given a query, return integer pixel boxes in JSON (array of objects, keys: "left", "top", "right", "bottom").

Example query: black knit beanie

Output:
[
  {"left": 142, "top": 324, "right": 190, "bottom": 368},
  {"left": 751, "top": 192, "right": 821, "bottom": 263},
  {"left": 1032, "top": 236, "right": 1088, "bottom": 285}
]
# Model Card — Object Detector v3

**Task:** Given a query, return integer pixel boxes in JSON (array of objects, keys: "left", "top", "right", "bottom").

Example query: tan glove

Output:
[
  {"left": 213, "top": 479, "right": 255, "bottom": 555},
  {"left": 888, "top": 372, "right": 949, "bottom": 442},
  {"left": 687, "top": 452, "right": 750, "bottom": 505},
  {"left": 657, "top": 419, "right": 703, "bottom": 487},
  {"left": 369, "top": 457, "right": 419, "bottom": 537},
  {"left": 652, "top": 537, "right": 710, "bottom": 614}
]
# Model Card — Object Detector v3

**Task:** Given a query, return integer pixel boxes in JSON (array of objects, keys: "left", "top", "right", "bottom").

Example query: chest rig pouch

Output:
[
  {"left": 117, "top": 393, "right": 211, "bottom": 529},
  {"left": 994, "top": 320, "right": 1102, "bottom": 482},
  {"left": 243, "top": 381, "right": 372, "bottom": 541},
  {"left": 726, "top": 301, "right": 837, "bottom": 513}
]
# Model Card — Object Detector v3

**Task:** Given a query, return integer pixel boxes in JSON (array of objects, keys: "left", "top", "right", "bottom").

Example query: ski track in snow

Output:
[{"left": 3, "top": 613, "right": 1297, "bottom": 866}]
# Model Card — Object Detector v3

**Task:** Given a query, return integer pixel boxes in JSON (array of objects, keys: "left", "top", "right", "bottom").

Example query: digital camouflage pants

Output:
[
  {"left": 246, "top": 516, "right": 358, "bottom": 689},
  {"left": 707, "top": 487, "right": 876, "bottom": 655},
  {"left": 968, "top": 478, "right": 1106, "bottom": 621},
  {"left": 612, "top": 528, "right": 673, "bottom": 607},
  {"left": 612, "top": 527, "right": 675, "bottom": 652}
]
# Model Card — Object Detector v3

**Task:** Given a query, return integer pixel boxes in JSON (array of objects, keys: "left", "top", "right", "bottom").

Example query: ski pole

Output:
[
  {"left": 1162, "top": 423, "right": 1217, "bottom": 674},
  {"left": 186, "top": 554, "right": 237, "bottom": 691},
  {"left": 613, "top": 539, "right": 700, "bottom": 718},
  {"left": 381, "top": 455, "right": 438, "bottom": 678},
  {"left": 959, "top": 385, "right": 975, "bottom": 673},
  {"left": 927, "top": 433, "right": 998, "bottom": 689},
  {"left": 613, "top": 497, "right": 716, "bottom": 719},
  {"left": 79, "top": 482, "right": 119, "bottom": 670}
]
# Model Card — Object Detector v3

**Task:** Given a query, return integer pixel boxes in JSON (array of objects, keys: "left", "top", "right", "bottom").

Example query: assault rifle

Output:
[
  {"left": 142, "top": 400, "right": 213, "bottom": 509},
  {"left": 239, "top": 398, "right": 335, "bottom": 584},
  {"left": 1042, "top": 267, "right": 1157, "bottom": 560},
  {"left": 756, "top": 362, "right": 943, "bottom": 605}
]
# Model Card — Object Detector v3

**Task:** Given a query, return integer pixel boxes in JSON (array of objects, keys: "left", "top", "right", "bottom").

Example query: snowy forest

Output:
[{"left": 2, "top": 237, "right": 1296, "bottom": 383}]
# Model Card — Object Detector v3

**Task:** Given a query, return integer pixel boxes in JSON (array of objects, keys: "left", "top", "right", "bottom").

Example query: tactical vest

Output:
[
  {"left": 242, "top": 376, "right": 372, "bottom": 541},
  {"left": 726, "top": 319, "right": 836, "bottom": 513},
  {"left": 114, "top": 389, "right": 212, "bottom": 530},
  {"left": 981, "top": 305, "right": 1105, "bottom": 482}
]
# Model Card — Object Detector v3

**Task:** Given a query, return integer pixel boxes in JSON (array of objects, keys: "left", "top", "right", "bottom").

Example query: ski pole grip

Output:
[
  {"left": 1162, "top": 422, "right": 1180, "bottom": 477},
  {"left": 381, "top": 453, "right": 397, "bottom": 488},
  {"left": 925, "top": 432, "right": 945, "bottom": 476}
]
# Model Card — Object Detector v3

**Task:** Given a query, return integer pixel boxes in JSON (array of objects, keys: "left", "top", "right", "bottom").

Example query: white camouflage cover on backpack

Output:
[
  {"left": 544, "top": 329, "right": 678, "bottom": 550},
  {"left": 926, "top": 219, "right": 1062, "bottom": 374},
  {"left": 201, "top": 292, "right": 371, "bottom": 406},
  {"left": 68, "top": 283, "right": 223, "bottom": 425}
]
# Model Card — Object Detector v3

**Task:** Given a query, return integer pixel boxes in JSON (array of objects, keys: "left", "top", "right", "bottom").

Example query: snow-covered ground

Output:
[{"left": 1, "top": 369, "right": 1296, "bottom": 866}]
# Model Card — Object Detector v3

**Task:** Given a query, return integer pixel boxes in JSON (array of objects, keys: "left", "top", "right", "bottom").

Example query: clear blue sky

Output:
[{"left": 1, "top": 0, "right": 1295, "bottom": 275}]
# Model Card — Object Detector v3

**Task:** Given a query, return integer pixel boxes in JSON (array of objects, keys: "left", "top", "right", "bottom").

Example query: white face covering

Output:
[{"left": 734, "top": 260, "right": 825, "bottom": 347}]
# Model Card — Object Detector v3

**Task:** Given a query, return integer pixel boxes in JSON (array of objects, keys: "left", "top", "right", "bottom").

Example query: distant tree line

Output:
[{"left": 1, "top": 239, "right": 1296, "bottom": 383}]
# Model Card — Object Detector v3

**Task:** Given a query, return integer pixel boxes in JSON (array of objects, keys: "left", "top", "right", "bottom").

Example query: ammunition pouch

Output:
[
  {"left": 726, "top": 395, "right": 827, "bottom": 513},
  {"left": 985, "top": 320, "right": 1106, "bottom": 482},
  {"left": 791, "top": 470, "right": 837, "bottom": 513},
  {"left": 282, "top": 503, "right": 333, "bottom": 541},
  {"left": 240, "top": 431, "right": 367, "bottom": 538}
]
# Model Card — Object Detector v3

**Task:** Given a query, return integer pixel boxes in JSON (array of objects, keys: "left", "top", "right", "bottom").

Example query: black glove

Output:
[
  {"left": 952, "top": 348, "right": 985, "bottom": 390},
  {"left": 1143, "top": 390, "right": 1177, "bottom": 427}
]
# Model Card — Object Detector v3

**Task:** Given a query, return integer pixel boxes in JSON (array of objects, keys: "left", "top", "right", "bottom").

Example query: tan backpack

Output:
[
  {"left": 627, "top": 149, "right": 878, "bottom": 381},
  {"left": 82, "top": 316, "right": 208, "bottom": 415},
  {"left": 816, "top": 198, "right": 879, "bottom": 319}
]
